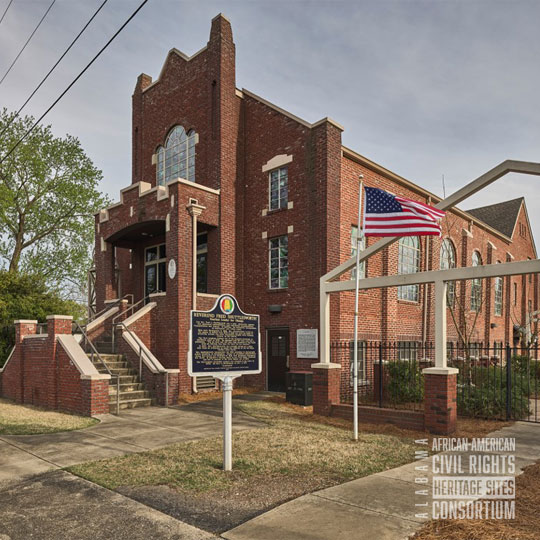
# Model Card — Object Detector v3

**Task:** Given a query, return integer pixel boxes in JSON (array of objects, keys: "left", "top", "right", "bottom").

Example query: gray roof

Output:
[{"left": 466, "top": 198, "right": 524, "bottom": 238}]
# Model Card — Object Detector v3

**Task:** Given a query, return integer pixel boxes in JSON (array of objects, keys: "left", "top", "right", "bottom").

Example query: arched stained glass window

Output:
[
  {"left": 398, "top": 236, "right": 421, "bottom": 301},
  {"left": 156, "top": 126, "right": 197, "bottom": 186},
  {"left": 440, "top": 238, "right": 456, "bottom": 306}
]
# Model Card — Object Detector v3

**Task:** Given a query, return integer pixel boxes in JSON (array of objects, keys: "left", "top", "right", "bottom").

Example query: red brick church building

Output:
[{"left": 92, "top": 14, "right": 538, "bottom": 396}]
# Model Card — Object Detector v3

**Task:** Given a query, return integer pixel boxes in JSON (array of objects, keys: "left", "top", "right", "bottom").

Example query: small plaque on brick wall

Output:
[
  {"left": 297, "top": 329, "right": 318, "bottom": 359},
  {"left": 168, "top": 258, "right": 176, "bottom": 279}
]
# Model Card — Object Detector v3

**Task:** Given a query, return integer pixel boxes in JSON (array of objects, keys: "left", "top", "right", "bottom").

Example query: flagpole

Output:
[{"left": 353, "top": 175, "right": 364, "bottom": 441}]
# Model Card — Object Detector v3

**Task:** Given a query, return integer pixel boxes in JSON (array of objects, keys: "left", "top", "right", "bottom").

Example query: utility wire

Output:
[
  {"left": 0, "top": 0, "right": 150, "bottom": 165},
  {"left": 0, "top": 0, "right": 109, "bottom": 139},
  {"left": 0, "top": 0, "right": 56, "bottom": 86},
  {"left": 0, "top": 0, "right": 14, "bottom": 26}
]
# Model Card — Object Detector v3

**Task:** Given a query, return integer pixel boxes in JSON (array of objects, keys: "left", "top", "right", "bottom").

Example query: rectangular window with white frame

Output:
[
  {"left": 397, "top": 341, "right": 418, "bottom": 362},
  {"left": 269, "top": 235, "right": 288, "bottom": 289},
  {"left": 269, "top": 167, "right": 288, "bottom": 211},
  {"left": 351, "top": 225, "right": 366, "bottom": 279},
  {"left": 349, "top": 340, "right": 367, "bottom": 385},
  {"left": 145, "top": 243, "right": 166, "bottom": 296}
]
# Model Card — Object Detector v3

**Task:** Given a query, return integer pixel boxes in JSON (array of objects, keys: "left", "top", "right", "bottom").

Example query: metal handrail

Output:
[
  {"left": 116, "top": 321, "right": 169, "bottom": 407},
  {"left": 111, "top": 295, "right": 152, "bottom": 353},
  {"left": 88, "top": 294, "right": 134, "bottom": 324},
  {"left": 72, "top": 320, "right": 121, "bottom": 415}
]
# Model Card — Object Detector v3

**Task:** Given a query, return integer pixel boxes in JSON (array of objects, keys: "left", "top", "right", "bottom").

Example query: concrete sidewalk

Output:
[
  {"left": 0, "top": 398, "right": 262, "bottom": 488},
  {"left": 222, "top": 422, "right": 540, "bottom": 540},
  {"left": 0, "top": 470, "right": 216, "bottom": 540}
]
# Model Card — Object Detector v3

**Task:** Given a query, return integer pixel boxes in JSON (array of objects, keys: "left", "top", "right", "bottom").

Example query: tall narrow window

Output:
[
  {"left": 398, "top": 236, "right": 420, "bottom": 301},
  {"left": 514, "top": 282, "right": 518, "bottom": 305},
  {"left": 269, "top": 167, "right": 288, "bottom": 211},
  {"left": 156, "top": 126, "right": 197, "bottom": 185},
  {"left": 494, "top": 275, "right": 503, "bottom": 316},
  {"left": 471, "top": 251, "right": 482, "bottom": 312},
  {"left": 145, "top": 243, "right": 166, "bottom": 296},
  {"left": 197, "top": 232, "right": 208, "bottom": 293},
  {"left": 440, "top": 238, "right": 456, "bottom": 306},
  {"left": 269, "top": 235, "right": 288, "bottom": 289},
  {"left": 351, "top": 225, "right": 366, "bottom": 279}
]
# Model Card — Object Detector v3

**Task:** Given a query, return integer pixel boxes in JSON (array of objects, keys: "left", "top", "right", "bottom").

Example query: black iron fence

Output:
[
  {"left": 330, "top": 340, "right": 540, "bottom": 422},
  {"left": 450, "top": 343, "right": 539, "bottom": 422},
  {"left": 330, "top": 340, "right": 432, "bottom": 412}
]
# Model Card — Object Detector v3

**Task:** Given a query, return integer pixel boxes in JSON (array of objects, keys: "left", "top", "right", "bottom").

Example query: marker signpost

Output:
[{"left": 188, "top": 295, "right": 261, "bottom": 471}]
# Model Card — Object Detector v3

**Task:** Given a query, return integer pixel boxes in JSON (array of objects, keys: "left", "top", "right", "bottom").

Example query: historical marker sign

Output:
[
  {"left": 188, "top": 294, "right": 262, "bottom": 378},
  {"left": 188, "top": 294, "right": 261, "bottom": 471}
]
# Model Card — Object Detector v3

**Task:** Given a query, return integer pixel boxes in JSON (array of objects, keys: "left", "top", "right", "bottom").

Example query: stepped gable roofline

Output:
[
  {"left": 139, "top": 45, "right": 208, "bottom": 94},
  {"left": 138, "top": 13, "right": 233, "bottom": 95},
  {"left": 342, "top": 145, "right": 520, "bottom": 244}
]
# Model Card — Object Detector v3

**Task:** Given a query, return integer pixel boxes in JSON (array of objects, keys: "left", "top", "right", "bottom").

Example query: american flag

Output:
[{"left": 363, "top": 187, "right": 445, "bottom": 237}]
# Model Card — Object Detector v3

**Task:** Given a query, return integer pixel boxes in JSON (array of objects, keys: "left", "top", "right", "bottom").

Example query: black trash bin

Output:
[{"left": 286, "top": 371, "right": 313, "bottom": 406}]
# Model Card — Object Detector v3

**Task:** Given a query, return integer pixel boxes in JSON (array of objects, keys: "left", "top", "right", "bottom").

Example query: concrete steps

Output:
[
  {"left": 87, "top": 350, "right": 153, "bottom": 413},
  {"left": 110, "top": 398, "right": 154, "bottom": 413}
]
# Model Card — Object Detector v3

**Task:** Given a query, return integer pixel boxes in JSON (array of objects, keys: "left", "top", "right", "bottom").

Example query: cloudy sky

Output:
[{"left": 1, "top": 0, "right": 539, "bottom": 239}]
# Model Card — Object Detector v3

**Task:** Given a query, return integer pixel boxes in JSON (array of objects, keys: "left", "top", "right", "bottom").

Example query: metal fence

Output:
[
  {"left": 330, "top": 340, "right": 540, "bottom": 422},
  {"left": 450, "top": 343, "right": 539, "bottom": 422},
  {"left": 331, "top": 340, "right": 432, "bottom": 412}
]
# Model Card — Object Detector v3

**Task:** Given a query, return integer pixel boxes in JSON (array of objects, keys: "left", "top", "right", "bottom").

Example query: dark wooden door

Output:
[{"left": 267, "top": 329, "right": 289, "bottom": 391}]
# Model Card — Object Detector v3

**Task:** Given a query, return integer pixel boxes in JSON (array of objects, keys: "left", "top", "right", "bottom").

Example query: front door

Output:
[{"left": 267, "top": 328, "right": 289, "bottom": 392}]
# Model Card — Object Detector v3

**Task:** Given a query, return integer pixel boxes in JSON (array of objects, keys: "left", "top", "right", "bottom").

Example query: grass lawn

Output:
[
  {"left": 68, "top": 397, "right": 418, "bottom": 532},
  {"left": 412, "top": 460, "right": 540, "bottom": 540},
  {"left": 0, "top": 398, "right": 98, "bottom": 435}
]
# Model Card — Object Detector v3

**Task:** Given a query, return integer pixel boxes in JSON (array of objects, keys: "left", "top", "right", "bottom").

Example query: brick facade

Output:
[
  {"left": 91, "top": 14, "right": 538, "bottom": 404},
  {"left": 0, "top": 317, "right": 110, "bottom": 417}
]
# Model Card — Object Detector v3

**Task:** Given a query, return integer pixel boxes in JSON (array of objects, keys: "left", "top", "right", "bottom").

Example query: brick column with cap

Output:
[
  {"left": 46, "top": 315, "right": 73, "bottom": 409},
  {"left": 1, "top": 320, "right": 38, "bottom": 402},
  {"left": 423, "top": 367, "right": 458, "bottom": 435},
  {"left": 311, "top": 362, "right": 341, "bottom": 416}
]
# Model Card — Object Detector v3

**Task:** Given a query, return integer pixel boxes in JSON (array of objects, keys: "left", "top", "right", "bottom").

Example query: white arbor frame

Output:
[{"left": 318, "top": 160, "right": 540, "bottom": 373}]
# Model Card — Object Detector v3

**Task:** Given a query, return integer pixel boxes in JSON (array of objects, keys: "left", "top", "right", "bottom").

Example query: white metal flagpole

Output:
[{"left": 353, "top": 175, "right": 364, "bottom": 441}]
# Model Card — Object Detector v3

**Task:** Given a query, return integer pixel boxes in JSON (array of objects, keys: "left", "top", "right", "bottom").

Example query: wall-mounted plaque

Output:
[{"left": 297, "top": 329, "right": 318, "bottom": 359}]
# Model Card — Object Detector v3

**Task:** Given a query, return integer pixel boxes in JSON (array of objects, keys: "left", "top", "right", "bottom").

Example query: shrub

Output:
[
  {"left": 458, "top": 366, "right": 530, "bottom": 419},
  {"left": 386, "top": 361, "right": 424, "bottom": 404}
]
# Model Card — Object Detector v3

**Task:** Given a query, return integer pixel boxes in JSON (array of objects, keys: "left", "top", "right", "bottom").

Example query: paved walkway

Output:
[
  {"left": 0, "top": 399, "right": 262, "bottom": 488},
  {"left": 222, "top": 421, "right": 540, "bottom": 540},
  {"left": 0, "top": 470, "right": 216, "bottom": 540},
  {"left": 0, "top": 397, "right": 266, "bottom": 539}
]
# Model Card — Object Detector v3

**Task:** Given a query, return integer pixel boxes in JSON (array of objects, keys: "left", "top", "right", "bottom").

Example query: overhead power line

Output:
[
  {"left": 0, "top": 0, "right": 109, "bottom": 139},
  {"left": 0, "top": 0, "right": 14, "bottom": 26},
  {"left": 0, "top": 0, "right": 57, "bottom": 86},
  {"left": 0, "top": 0, "right": 150, "bottom": 166}
]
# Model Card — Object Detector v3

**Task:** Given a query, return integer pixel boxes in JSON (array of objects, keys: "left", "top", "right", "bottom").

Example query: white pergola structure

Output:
[{"left": 317, "top": 160, "right": 540, "bottom": 373}]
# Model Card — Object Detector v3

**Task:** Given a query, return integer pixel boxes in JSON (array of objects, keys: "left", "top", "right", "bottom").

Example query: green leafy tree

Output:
[
  {"left": 0, "top": 109, "right": 110, "bottom": 299},
  {"left": 0, "top": 271, "right": 85, "bottom": 366}
]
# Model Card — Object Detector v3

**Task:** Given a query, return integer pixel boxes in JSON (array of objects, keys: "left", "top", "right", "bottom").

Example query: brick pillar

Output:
[
  {"left": 311, "top": 363, "right": 341, "bottom": 416},
  {"left": 423, "top": 368, "right": 458, "bottom": 435},
  {"left": 47, "top": 315, "right": 73, "bottom": 409},
  {"left": 13, "top": 320, "right": 37, "bottom": 403}
]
